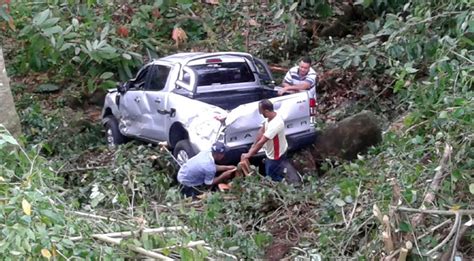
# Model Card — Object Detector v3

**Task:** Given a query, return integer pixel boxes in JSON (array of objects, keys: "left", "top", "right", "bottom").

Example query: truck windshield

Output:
[{"left": 190, "top": 62, "right": 255, "bottom": 86}]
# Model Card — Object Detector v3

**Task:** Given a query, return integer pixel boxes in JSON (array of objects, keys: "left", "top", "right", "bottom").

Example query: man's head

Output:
[
  {"left": 258, "top": 99, "right": 274, "bottom": 118},
  {"left": 211, "top": 141, "right": 226, "bottom": 161},
  {"left": 298, "top": 56, "right": 312, "bottom": 77}
]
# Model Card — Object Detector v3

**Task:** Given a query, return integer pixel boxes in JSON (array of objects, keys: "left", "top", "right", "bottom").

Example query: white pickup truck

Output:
[{"left": 101, "top": 52, "right": 316, "bottom": 164}]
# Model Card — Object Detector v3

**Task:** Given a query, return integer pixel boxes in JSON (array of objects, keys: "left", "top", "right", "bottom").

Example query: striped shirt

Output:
[
  {"left": 284, "top": 66, "right": 317, "bottom": 98},
  {"left": 262, "top": 114, "right": 288, "bottom": 160}
]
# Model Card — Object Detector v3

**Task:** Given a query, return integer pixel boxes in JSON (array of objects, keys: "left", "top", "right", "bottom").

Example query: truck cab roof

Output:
[{"left": 150, "top": 52, "right": 254, "bottom": 66}]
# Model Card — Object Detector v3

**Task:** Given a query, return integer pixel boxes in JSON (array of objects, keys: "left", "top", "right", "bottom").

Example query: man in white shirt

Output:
[
  {"left": 241, "top": 99, "right": 288, "bottom": 181},
  {"left": 278, "top": 56, "right": 317, "bottom": 98}
]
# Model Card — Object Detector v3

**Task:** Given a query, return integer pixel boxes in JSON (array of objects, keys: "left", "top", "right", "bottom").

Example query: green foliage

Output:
[
  {"left": 19, "top": 102, "right": 104, "bottom": 156},
  {"left": 0, "top": 125, "right": 115, "bottom": 259},
  {"left": 3, "top": 0, "right": 473, "bottom": 259},
  {"left": 13, "top": 5, "right": 143, "bottom": 93},
  {"left": 60, "top": 144, "right": 177, "bottom": 209},
  {"left": 355, "top": 0, "right": 408, "bottom": 14}
]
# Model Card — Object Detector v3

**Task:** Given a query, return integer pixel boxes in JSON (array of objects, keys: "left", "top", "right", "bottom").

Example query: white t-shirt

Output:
[{"left": 263, "top": 114, "right": 288, "bottom": 160}]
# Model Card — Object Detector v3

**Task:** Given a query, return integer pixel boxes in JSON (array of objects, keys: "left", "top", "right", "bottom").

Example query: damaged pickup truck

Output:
[{"left": 101, "top": 52, "right": 316, "bottom": 164}]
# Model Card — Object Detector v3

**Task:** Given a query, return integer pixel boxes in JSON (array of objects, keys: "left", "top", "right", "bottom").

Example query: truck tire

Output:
[
  {"left": 173, "top": 139, "right": 197, "bottom": 165},
  {"left": 104, "top": 116, "right": 127, "bottom": 148}
]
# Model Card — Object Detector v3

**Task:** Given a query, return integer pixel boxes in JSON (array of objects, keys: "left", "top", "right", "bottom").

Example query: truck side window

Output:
[
  {"left": 146, "top": 65, "right": 171, "bottom": 91},
  {"left": 131, "top": 66, "right": 149, "bottom": 89},
  {"left": 254, "top": 58, "right": 274, "bottom": 84},
  {"left": 182, "top": 71, "right": 190, "bottom": 85}
]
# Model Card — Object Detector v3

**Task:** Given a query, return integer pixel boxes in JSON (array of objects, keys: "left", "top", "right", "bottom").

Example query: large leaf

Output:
[
  {"left": 289, "top": 2, "right": 298, "bottom": 12},
  {"left": 36, "top": 83, "right": 60, "bottom": 93},
  {"left": 368, "top": 55, "right": 377, "bottom": 68},
  {"left": 333, "top": 198, "right": 346, "bottom": 207},
  {"left": 100, "top": 24, "right": 110, "bottom": 41},
  {"left": 22, "top": 199, "right": 32, "bottom": 216},
  {"left": 42, "top": 26, "right": 62, "bottom": 36},
  {"left": 100, "top": 72, "right": 114, "bottom": 80},
  {"left": 0, "top": 6, "right": 11, "bottom": 22},
  {"left": 32, "top": 9, "right": 50, "bottom": 26},
  {"left": 274, "top": 8, "right": 284, "bottom": 20},
  {"left": 39, "top": 18, "right": 60, "bottom": 29},
  {"left": 0, "top": 134, "right": 18, "bottom": 146}
]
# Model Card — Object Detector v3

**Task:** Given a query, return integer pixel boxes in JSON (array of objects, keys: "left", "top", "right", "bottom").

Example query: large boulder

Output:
[
  {"left": 314, "top": 110, "right": 382, "bottom": 160},
  {"left": 291, "top": 111, "right": 382, "bottom": 173},
  {"left": 0, "top": 47, "right": 21, "bottom": 137}
]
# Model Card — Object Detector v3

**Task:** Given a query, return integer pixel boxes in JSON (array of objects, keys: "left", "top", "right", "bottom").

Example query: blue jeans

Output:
[{"left": 265, "top": 154, "right": 287, "bottom": 182}]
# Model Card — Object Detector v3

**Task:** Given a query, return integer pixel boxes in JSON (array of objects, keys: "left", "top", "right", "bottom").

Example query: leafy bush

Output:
[{"left": 0, "top": 126, "right": 111, "bottom": 259}]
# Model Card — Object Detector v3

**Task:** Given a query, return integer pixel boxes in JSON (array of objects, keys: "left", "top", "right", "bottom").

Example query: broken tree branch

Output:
[
  {"left": 153, "top": 240, "right": 206, "bottom": 252},
  {"left": 373, "top": 204, "right": 384, "bottom": 224},
  {"left": 203, "top": 246, "right": 238, "bottom": 260},
  {"left": 418, "top": 219, "right": 452, "bottom": 240},
  {"left": 425, "top": 212, "right": 460, "bottom": 256},
  {"left": 70, "top": 226, "right": 187, "bottom": 241},
  {"left": 72, "top": 211, "right": 119, "bottom": 222},
  {"left": 442, "top": 219, "right": 473, "bottom": 260},
  {"left": 383, "top": 215, "right": 392, "bottom": 237},
  {"left": 93, "top": 234, "right": 173, "bottom": 260},
  {"left": 383, "top": 231, "right": 394, "bottom": 253},
  {"left": 448, "top": 213, "right": 463, "bottom": 260},
  {"left": 396, "top": 206, "right": 474, "bottom": 216},
  {"left": 411, "top": 144, "right": 452, "bottom": 227},
  {"left": 58, "top": 165, "right": 110, "bottom": 173},
  {"left": 384, "top": 220, "right": 452, "bottom": 260},
  {"left": 398, "top": 241, "right": 413, "bottom": 261},
  {"left": 346, "top": 181, "right": 362, "bottom": 229}
]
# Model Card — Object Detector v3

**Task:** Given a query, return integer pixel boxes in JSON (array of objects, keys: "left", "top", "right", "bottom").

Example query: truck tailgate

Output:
[{"left": 224, "top": 92, "right": 312, "bottom": 148}]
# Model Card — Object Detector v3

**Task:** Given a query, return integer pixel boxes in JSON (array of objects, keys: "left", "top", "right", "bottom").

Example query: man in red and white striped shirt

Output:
[{"left": 241, "top": 99, "right": 288, "bottom": 181}]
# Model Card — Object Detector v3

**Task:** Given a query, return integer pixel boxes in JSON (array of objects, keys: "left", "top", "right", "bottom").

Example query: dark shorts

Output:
[
  {"left": 179, "top": 184, "right": 217, "bottom": 198},
  {"left": 180, "top": 185, "right": 203, "bottom": 198}
]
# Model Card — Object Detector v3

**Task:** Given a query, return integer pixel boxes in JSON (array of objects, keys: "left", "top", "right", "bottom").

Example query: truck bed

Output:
[{"left": 193, "top": 87, "right": 278, "bottom": 110}]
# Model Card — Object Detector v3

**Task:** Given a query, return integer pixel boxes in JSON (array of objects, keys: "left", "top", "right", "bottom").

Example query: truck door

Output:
[
  {"left": 254, "top": 58, "right": 275, "bottom": 86},
  {"left": 140, "top": 64, "right": 172, "bottom": 141},
  {"left": 118, "top": 66, "right": 150, "bottom": 136}
]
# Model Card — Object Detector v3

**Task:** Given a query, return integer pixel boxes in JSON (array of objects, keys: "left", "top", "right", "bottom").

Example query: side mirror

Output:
[
  {"left": 117, "top": 82, "right": 129, "bottom": 94},
  {"left": 259, "top": 73, "right": 275, "bottom": 87}
]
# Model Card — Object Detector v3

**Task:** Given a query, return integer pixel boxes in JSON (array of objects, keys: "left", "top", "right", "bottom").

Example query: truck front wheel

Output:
[
  {"left": 173, "top": 139, "right": 197, "bottom": 165},
  {"left": 104, "top": 116, "right": 127, "bottom": 148}
]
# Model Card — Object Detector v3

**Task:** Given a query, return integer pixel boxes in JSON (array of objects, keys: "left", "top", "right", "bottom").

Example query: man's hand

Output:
[
  {"left": 277, "top": 87, "right": 287, "bottom": 96},
  {"left": 278, "top": 86, "right": 298, "bottom": 96},
  {"left": 241, "top": 153, "right": 251, "bottom": 161},
  {"left": 224, "top": 165, "right": 236, "bottom": 171}
]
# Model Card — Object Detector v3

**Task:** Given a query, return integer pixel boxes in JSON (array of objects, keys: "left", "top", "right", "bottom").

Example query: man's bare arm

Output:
[
  {"left": 282, "top": 82, "right": 292, "bottom": 88},
  {"left": 241, "top": 135, "right": 269, "bottom": 160},
  {"left": 285, "top": 82, "right": 311, "bottom": 91},
  {"left": 211, "top": 168, "right": 236, "bottom": 185},
  {"left": 255, "top": 125, "right": 264, "bottom": 142},
  {"left": 216, "top": 165, "right": 236, "bottom": 172}
]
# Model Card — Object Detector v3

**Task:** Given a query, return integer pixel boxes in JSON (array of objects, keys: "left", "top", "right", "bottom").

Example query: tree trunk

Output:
[{"left": 0, "top": 47, "right": 21, "bottom": 137}]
